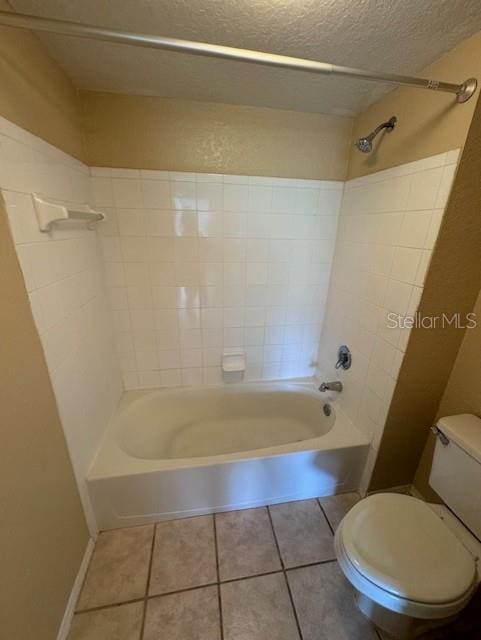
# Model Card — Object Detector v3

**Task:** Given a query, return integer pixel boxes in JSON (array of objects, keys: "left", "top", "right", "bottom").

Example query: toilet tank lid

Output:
[{"left": 437, "top": 414, "right": 481, "bottom": 464}]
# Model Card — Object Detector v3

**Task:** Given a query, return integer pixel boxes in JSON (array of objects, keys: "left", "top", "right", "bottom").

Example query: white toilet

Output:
[{"left": 335, "top": 414, "right": 481, "bottom": 639}]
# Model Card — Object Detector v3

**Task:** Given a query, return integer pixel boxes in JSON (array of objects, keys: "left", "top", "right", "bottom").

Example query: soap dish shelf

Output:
[{"left": 33, "top": 194, "right": 105, "bottom": 232}]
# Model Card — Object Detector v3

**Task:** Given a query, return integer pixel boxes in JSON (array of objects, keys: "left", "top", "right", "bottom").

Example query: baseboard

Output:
[
  {"left": 367, "top": 484, "right": 413, "bottom": 496},
  {"left": 56, "top": 537, "right": 95, "bottom": 640},
  {"left": 409, "top": 485, "right": 424, "bottom": 499}
]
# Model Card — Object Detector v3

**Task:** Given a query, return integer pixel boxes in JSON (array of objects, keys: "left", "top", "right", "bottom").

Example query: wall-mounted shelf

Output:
[{"left": 33, "top": 194, "right": 106, "bottom": 233}]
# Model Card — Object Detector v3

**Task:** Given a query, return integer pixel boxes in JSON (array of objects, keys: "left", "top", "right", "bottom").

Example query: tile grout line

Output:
[
  {"left": 74, "top": 499, "right": 354, "bottom": 634},
  {"left": 145, "top": 581, "right": 220, "bottom": 604},
  {"left": 266, "top": 506, "right": 304, "bottom": 640},
  {"left": 317, "top": 498, "right": 384, "bottom": 638},
  {"left": 284, "top": 558, "right": 337, "bottom": 573},
  {"left": 212, "top": 514, "right": 225, "bottom": 640},
  {"left": 139, "top": 524, "right": 157, "bottom": 639},
  {"left": 74, "top": 558, "right": 342, "bottom": 616},
  {"left": 75, "top": 596, "right": 146, "bottom": 615},
  {"left": 316, "top": 498, "right": 335, "bottom": 536}
]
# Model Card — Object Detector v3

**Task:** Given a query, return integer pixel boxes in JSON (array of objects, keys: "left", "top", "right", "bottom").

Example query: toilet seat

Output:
[{"left": 335, "top": 493, "right": 477, "bottom": 619}]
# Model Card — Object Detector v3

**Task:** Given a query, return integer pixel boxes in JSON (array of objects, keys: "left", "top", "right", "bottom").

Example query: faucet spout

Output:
[{"left": 319, "top": 381, "right": 343, "bottom": 393}]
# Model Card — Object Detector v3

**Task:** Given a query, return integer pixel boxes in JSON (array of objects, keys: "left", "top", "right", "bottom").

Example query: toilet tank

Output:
[{"left": 429, "top": 414, "right": 481, "bottom": 539}]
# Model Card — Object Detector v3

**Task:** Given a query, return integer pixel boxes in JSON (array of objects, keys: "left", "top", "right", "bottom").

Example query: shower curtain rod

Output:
[{"left": 0, "top": 10, "right": 477, "bottom": 103}]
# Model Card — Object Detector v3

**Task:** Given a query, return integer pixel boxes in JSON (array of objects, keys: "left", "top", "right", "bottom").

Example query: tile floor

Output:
[{"left": 69, "top": 492, "right": 382, "bottom": 640}]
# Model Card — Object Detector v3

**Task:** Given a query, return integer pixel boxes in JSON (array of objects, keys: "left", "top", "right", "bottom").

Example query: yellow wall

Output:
[
  {"left": 0, "top": 199, "right": 89, "bottom": 640},
  {"left": 0, "top": 24, "right": 84, "bottom": 160},
  {"left": 348, "top": 31, "right": 481, "bottom": 179},
  {"left": 80, "top": 91, "right": 352, "bottom": 180},
  {"left": 0, "top": 22, "right": 90, "bottom": 639},
  {"left": 437, "top": 290, "right": 481, "bottom": 417},
  {"left": 414, "top": 289, "right": 481, "bottom": 499}
]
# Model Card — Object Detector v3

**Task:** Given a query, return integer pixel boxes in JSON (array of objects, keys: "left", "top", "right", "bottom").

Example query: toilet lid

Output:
[{"left": 341, "top": 493, "right": 476, "bottom": 604}]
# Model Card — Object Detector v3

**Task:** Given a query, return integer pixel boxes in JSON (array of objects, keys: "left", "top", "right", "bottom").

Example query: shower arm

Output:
[
  {"left": 366, "top": 117, "right": 397, "bottom": 142},
  {"left": 0, "top": 10, "right": 477, "bottom": 103}
]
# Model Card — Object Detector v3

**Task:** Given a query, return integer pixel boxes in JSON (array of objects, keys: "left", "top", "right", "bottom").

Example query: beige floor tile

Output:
[
  {"left": 221, "top": 573, "right": 300, "bottom": 640},
  {"left": 149, "top": 515, "right": 217, "bottom": 595},
  {"left": 269, "top": 499, "right": 335, "bottom": 567},
  {"left": 144, "top": 585, "right": 221, "bottom": 640},
  {"left": 319, "top": 492, "right": 360, "bottom": 531},
  {"left": 288, "top": 562, "right": 377, "bottom": 640},
  {"left": 68, "top": 602, "right": 143, "bottom": 640},
  {"left": 216, "top": 507, "right": 281, "bottom": 581},
  {"left": 77, "top": 525, "right": 154, "bottom": 610}
]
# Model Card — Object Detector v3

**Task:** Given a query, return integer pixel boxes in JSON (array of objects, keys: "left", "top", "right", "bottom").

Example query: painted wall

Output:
[
  {"left": 437, "top": 288, "right": 481, "bottom": 417},
  {"left": 317, "top": 150, "right": 458, "bottom": 492},
  {"left": 0, "top": 22, "right": 84, "bottom": 160},
  {"left": 1, "top": 117, "right": 123, "bottom": 533},
  {"left": 0, "top": 195, "right": 89, "bottom": 640},
  {"left": 80, "top": 91, "right": 352, "bottom": 181},
  {"left": 0, "top": 22, "right": 97, "bottom": 640},
  {"left": 92, "top": 166, "right": 342, "bottom": 388},
  {"left": 347, "top": 31, "right": 481, "bottom": 179},
  {"left": 414, "top": 288, "right": 481, "bottom": 499}
]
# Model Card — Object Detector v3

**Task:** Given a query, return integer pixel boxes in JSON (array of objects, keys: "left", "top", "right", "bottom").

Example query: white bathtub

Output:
[{"left": 88, "top": 382, "right": 369, "bottom": 530}]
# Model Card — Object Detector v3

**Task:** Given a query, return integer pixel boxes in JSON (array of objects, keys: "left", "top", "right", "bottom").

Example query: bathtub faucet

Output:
[{"left": 318, "top": 381, "right": 343, "bottom": 393}]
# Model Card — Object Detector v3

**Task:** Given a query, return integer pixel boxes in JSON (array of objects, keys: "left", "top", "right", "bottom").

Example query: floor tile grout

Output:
[
  {"left": 285, "top": 558, "right": 337, "bottom": 572},
  {"left": 316, "top": 498, "right": 335, "bottom": 536},
  {"left": 73, "top": 495, "right": 369, "bottom": 639},
  {"left": 139, "top": 523, "right": 157, "bottom": 639},
  {"left": 221, "top": 568, "right": 282, "bottom": 585},
  {"left": 266, "top": 506, "right": 304, "bottom": 640},
  {"left": 147, "top": 581, "right": 219, "bottom": 601},
  {"left": 212, "top": 514, "right": 225, "bottom": 640},
  {"left": 75, "top": 558, "right": 343, "bottom": 616},
  {"left": 75, "top": 597, "right": 146, "bottom": 615}
]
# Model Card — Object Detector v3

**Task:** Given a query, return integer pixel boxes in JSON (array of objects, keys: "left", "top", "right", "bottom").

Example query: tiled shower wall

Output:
[
  {"left": 92, "top": 169, "right": 343, "bottom": 389},
  {"left": 0, "top": 117, "right": 122, "bottom": 533},
  {"left": 0, "top": 109, "right": 460, "bottom": 519},
  {"left": 317, "top": 150, "right": 459, "bottom": 491}
]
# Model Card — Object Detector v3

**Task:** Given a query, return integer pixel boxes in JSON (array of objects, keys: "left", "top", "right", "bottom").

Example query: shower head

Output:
[{"left": 355, "top": 116, "right": 397, "bottom": 153}]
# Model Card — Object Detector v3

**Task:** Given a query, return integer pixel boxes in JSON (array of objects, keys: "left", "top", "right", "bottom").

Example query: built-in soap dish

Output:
[
  {"left": 33, "top": 194, "right": 106, "bottom": 232},
  {"left": 222, "top": 350, "right": 245, "bottom": 383}
]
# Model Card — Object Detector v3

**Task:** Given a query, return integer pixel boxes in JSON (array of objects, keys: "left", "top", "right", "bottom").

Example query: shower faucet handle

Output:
[
  {"left": 335, "top": 345, "right": 352, "bottom": 370},
  {"left": 319, "top": 381, "right": 343, "bottom": 393}
]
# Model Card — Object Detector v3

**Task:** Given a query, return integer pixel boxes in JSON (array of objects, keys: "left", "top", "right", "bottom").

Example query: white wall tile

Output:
[
  {"left": 142, "top": 180, "right": 170, "bottom": 208},
  {"left": 88, "top": 156, "right": 456, "bottom": 405},
  {"left": 197, "top": 183, "right": 223, "bottom": 211},
  {"left": 398, "top": 211, "right": 432, "bottom": 248},
  {"left": 317, "top": 149, "right": 459, "bottom": 495},
  {"left": 171, "top": 181, "right": 196, "bottom": 210},
  {"left": 2, "top": 122, "right": 123, "bottom": 535},
  {"left": 406, "top": 167, "right": 443, "bottom": 210},
  {"left": 112, "top": 178, "right": 143, "bottom": 208},
  {"left": 390, "top": 247, "right": 422, "bottom": 284}
]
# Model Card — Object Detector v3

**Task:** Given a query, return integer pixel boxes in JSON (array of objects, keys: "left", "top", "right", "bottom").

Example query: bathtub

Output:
[{"left": 88, "top": 381, "right": 369, "bottom": 530}]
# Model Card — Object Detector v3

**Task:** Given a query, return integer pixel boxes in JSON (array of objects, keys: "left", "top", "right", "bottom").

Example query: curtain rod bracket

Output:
[{"left": 457, "top": 77, "right": 478, "bottom": 103}]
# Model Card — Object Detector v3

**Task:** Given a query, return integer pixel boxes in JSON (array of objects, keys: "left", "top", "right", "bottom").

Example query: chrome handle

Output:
[
  {"left": 431, "top": 425, "right": 450, "bottom": 446},
  {"left": 335, "top": 345, "right": 352, "bottom": 370}
]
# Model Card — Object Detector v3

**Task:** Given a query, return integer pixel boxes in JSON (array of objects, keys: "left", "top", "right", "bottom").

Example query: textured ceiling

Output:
[{"left": 7, "top": 0, "right": 481, "bottom": 116}]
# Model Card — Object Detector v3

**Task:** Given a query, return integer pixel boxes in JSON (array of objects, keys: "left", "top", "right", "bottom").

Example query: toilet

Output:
[{"left": 335, "top": 414, "right": 481, "bottom": 639}]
